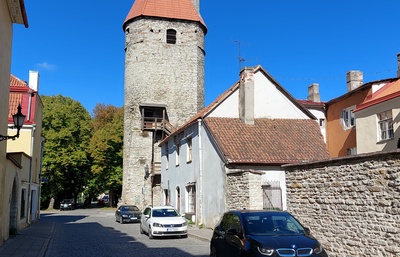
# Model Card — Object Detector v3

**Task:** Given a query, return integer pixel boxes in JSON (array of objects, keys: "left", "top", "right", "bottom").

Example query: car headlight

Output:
[
  {"left": 257, "top": 247, "right": 274, "bottom": 256},
  {"left": 122, "top": 214, "right": 128, "bottom": 218},
  {"left": 182, "top": 221, "right": 187, "bottom": 226},
  {"left": 153, "top": 222, "right": 163, "bottom": 227},
  {"left": 313, "top": 244, "right": 323, "bottom": 254}
]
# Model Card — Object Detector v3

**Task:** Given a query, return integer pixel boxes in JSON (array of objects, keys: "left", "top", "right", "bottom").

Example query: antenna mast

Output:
[{"left": 234, "top": 40, "right": 245, "bottom": 72}]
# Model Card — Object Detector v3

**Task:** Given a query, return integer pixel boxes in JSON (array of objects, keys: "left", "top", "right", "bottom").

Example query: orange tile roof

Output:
[
  {"left": 10, "top": 74, "right": 27, "bottom": 87},
  {"left": 8, "top": 75, "right": 36, "bottom": 125},
  {"left": 123, "top": 0, "right": 206, "bottom": 30},
  {"left": 204, "top": 117, "right": 330, "bottom": 164},
  {"left": 354, "top": 78, "right": 400, "bottom": 112}
]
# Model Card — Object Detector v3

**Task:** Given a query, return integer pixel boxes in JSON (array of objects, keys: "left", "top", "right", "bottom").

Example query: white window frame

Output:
[
  {"left": 377, "top": 110, "right": 394, "bottom": 141},
  {"left": 186, "top": 185, "right": 196, "bottom": 214},
  {"left": 341, "top": 106, "right": 356, "bottom": 130},
  {"left": 186, "top": 137, "right": 192, "bottom": 163}
]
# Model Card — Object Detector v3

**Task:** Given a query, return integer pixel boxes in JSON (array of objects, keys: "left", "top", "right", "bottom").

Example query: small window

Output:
[
  {"left": 378, "top": 110, "right": 393, "bottom": 141},
  {"left": 319, "top": 118, "right": 325, "bottom": 128},
  {"left": 20, "top": 189, "right": 26, "bottom": 218},
  {"left": 347, "top": 147, "right": 357, "bottom": 155},
  {"left": 166, "top": 29, "right": 177, "bottom": 44},
  {"left": 165, "top": 145, "right": 169, "bottom": 170},
  {"left": 175, "top": 143, "right": 180, "bottom": 166},
  {"left": 186, "top": 137, "right": 192, "bottom": 163},
  {"left": 341, "top": 106, "right": 356, "bottom": 129}
]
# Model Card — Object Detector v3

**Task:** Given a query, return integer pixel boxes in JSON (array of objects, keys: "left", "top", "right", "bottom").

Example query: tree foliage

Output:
[
  {"left": 40, "top": 95, "right": 92, "bottom": 208},
  {"left": 87, "top": 104, "right": 124, "bottom": 205}
]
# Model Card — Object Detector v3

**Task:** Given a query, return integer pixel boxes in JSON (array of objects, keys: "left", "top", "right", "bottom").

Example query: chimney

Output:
[
  {"left": 29, "top": 70, "right": 39, "bottom": 92},
  {"left": 192, "top": 0, "right": 199, "bottom": 13},
  {"left": 307, "top": 83, "right": 320, "bottom": 102},
  {"left": 397, "top": 52, "right": 400, "bottom": 78},
  {"left": 346, "top": 70, "right": 363, "bottom": 92},
  {"left": 239, "top": 67, "right": 254, "bottom": 125}
]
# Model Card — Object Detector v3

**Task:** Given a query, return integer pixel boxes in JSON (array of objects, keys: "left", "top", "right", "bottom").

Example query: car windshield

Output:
[
  {"left": 243, "top": 213, "right": 305, "bottom": 236},
  {"left": 152, "top": 208, "right": 179, "bottom": 217},
  {"left": 61, "top": 199, "right": 72, "bottom": 203},
  {"left": 121, "top": 206, "right": 139, "bottom": 211}
]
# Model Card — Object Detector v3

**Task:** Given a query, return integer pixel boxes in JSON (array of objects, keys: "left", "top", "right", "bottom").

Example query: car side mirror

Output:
[{"left": 303, "top": 227, "right": 311, "bottom": 235}]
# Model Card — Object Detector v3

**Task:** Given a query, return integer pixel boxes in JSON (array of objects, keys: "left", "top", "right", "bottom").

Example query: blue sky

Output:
[{"left": 11, "top": 0, "right": 400, "bottom": 114}]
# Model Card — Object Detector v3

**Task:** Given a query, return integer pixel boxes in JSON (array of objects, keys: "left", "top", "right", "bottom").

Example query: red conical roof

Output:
[{"left": 123, "top": 0, "right": 206, "bottom": 30}]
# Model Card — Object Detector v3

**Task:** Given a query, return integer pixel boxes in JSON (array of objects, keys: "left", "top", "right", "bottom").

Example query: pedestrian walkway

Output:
[
  {"left": 0, "top": 220, "right": 212, "bottom": 257},
  {"left": 0, "top": 221, "right": 55, "bottom": 257}
]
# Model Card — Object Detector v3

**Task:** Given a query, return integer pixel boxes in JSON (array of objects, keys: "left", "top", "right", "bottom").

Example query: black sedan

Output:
[
  {"left": 115, "top": 205, "right": 141, "bottom": 224},
  {"left": 210, "top": 210, "right": 328, "bottom": 257}
]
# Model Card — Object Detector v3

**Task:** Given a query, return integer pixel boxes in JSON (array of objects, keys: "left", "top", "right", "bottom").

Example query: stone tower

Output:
[{"left": 122, "top": 0, "right": 207, "bottom": 209}]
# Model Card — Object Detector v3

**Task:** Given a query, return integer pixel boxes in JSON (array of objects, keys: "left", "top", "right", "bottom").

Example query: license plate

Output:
[
  {"left": 130, "top": 217, "right": 137, "bottom": 220},
  {"left": 167, "top": 228, "right": 177, "bottom": 231}
]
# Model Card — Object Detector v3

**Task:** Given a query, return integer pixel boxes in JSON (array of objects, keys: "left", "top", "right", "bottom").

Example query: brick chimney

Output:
[
  {"left": 346, "top": 70, "right": 363, "bottom": 92},
  {"left": 239, "top": 67, "right": 254, "bottom": 125},
  {"left": 397, "top": 52, "right": 400, "bottom": 78},
  {"left": 307, "top": 83, "right": 320, "bottom": 102}
]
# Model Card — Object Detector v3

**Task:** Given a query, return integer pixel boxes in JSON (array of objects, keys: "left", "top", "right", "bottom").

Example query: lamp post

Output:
[{"left": 0, "top": 104, "right": 25, "bottom": 141}]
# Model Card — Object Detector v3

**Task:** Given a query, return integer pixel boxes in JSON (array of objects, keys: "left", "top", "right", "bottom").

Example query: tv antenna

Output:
[{"left": 234, "top": 40, "right": 246, "bottom": 72}]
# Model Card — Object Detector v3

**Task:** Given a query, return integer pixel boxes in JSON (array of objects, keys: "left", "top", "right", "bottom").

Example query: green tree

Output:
[
  {"left": 88, "top": 104, "right": 123, "bottom": 206},
  {"left": 40, "top": 95, "right": 92, "bottom": 209}
]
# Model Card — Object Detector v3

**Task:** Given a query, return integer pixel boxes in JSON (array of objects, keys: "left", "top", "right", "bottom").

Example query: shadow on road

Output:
[{"left": 41, "top": 212, "right": 209, "bottom": 257}]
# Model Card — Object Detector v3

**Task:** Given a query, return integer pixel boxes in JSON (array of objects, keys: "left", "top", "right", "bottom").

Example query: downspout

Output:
[
  {"left": 197, "top": 119, "right": 203, "bottom": 226},
  {"left": 27, "top": 125, "right": 35, "bottom": 225}
]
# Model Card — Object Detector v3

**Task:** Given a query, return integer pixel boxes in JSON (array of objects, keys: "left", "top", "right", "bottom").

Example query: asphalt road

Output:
[{"left": 43, "top": 207, "right": 210, "bottom": 257}]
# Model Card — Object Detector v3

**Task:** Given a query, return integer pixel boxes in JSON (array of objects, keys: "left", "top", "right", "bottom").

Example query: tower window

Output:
[{"left": 166, "top": 29, "right": 177, "bottom": 44}]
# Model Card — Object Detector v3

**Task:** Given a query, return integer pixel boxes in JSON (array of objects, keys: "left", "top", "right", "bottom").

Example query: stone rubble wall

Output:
[
  {"left": 285, "top": 150, "right": 400, "bottom": 257},
  {"left": 227, "top": 170, "right": 263, "bottom": 210}
]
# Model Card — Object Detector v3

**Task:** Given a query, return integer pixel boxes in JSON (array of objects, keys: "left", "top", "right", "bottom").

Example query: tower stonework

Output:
[{"left": 122, "top": 0, "right": 207, "bottom": 209}]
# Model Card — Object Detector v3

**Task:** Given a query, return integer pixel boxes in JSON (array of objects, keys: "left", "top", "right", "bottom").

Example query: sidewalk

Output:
[
  {"left": 0, "top": 221, "right": 55, "bottom": 257},
  {"left": 0, "top": 221, "right": 212, "bottom": 257}
]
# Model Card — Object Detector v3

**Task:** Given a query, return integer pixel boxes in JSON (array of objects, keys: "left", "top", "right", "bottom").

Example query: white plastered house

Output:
[{"left": 159, "top": 65, "right": 329, "bottom": 228}]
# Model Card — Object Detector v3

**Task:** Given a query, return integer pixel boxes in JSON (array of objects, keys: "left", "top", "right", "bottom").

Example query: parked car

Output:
[
  {"left": 115, "top": 205, "right": 141, "bottom": 224},
  {"left": 140, "top": 205, "right": 187, "bottom": 239},
  {"left": 210, "top": 210, "right": 328, "bottom": 257},
  {"left": 60, "top": 199, "right": 74, "bottom": 211}
]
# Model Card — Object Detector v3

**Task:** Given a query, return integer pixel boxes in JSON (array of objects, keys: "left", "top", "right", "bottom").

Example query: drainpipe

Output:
[
  {"left": 197, "top": 119, "right": 203, "bottom": 226},
  {"left": 27, "top": 125, "right": 35, "bottom": 225}
]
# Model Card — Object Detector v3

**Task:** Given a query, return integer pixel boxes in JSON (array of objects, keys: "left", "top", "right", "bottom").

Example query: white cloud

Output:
[{"left": 36, "top": 62, "right": 57, "bottom": 71}]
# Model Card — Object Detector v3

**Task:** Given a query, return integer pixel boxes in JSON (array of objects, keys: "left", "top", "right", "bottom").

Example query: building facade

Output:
[
  {"left": 0, "top": 0, "right": 28, "bottom": 246},
  {"left": 160, "top": 66, "right": 329, "bottom": 227},
  {"left": 121, "top": 0, "right": 207, "bottom": 209}
]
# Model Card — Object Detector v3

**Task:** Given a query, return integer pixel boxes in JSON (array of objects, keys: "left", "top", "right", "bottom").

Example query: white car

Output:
[{"left": 140, "top": 205, "right": 188, "bottom": 239}]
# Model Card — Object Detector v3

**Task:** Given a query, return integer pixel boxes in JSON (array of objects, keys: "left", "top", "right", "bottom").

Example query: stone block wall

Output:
[
  {"left": 285, "top": 151, "right": 400, "bottom": 257},
  {"left": 227, "top": 170, "right": 263, "bottom": 210}
]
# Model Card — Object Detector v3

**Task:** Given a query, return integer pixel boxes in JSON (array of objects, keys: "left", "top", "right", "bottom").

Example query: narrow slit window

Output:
[{"left": 166, "top": 29, "right": 177, "bottom": 44}]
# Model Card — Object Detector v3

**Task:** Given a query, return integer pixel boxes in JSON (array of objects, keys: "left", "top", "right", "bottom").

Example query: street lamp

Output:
[{"left": 0, "top": 104, "right": 25, "bottom": 141}]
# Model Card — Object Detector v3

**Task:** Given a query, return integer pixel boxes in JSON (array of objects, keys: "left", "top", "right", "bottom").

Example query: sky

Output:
[{"left": 11, "top": 0, "right": 400, "bottom": 114}]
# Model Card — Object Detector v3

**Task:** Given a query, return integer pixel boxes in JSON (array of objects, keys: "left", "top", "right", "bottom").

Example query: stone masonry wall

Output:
[
  {"left": 285, "top": 151, "right": 400, "bottom": 257},
  {"left": 227, "top": 170, "right": 263, "bottom": 210}
]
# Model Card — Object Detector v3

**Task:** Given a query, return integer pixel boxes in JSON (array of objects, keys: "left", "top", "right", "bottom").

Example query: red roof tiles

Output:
[
  {"left": 123, "top": 0, "right": 206, "bottom": 29},
  {"left": 204, "top": 118, "right": 330, "bottom": 164}
]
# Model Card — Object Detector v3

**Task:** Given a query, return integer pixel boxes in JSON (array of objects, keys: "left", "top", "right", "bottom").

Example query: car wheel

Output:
[
  {"left": 120, "top": 216, "right": 124, "bottom": 224},
  {"left": 140, "top": 224, "right": 144, "bottom": 234},
  {"left": 210, "top": 244, "right": 218, "bottom": 257},
  {"left": 148, "top": 227, "right": 153, "bottom": 239}
]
